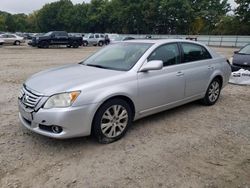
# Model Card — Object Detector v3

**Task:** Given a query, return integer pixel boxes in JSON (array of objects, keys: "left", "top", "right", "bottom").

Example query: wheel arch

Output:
[
  {"left": 90, "top": 95, "right": 136, "bottom": 134},
  {"left": 208, "top": 70, "right": 224, "bottom": 89},
  {"left": 213, "top": 75, "right": 223, "bottom": 87}
]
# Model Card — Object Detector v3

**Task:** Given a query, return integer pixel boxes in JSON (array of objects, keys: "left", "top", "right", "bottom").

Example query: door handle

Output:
[
  {"left": 208, "top": 65, "right": 214, "bottom": 70},
  {"left": 176, "top": 71, "right": 184, "bottom": 76}
]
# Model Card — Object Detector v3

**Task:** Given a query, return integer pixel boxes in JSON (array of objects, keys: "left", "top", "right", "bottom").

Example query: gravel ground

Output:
[{"left": 0, "top": 45, "right": 249, "bottom": 188}]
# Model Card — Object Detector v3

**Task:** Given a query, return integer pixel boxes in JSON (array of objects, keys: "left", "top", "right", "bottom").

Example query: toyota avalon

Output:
[{"left": 18, "top": 40, "right": 231, "bottom": 143}]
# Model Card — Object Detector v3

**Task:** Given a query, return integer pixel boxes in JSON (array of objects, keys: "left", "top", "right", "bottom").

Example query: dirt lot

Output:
[{"left": 0, "top": 45, "right": 249, "bottom": 188}]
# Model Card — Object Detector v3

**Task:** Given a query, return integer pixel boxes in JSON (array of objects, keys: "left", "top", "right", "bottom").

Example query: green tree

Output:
[
  {"left": 235, "top": 0, "right": 250, "bottom": 34},
  {"left": 5, "top": 14, "right": 16, "bottom": 32}
]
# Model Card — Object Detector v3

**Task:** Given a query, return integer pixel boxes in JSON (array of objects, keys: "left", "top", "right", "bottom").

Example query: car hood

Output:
[
  {"left": 233, "top": 54, "right": 250, "bottom": 66},
  {"left": 25, "top": 64, "right": 122, "bottom": 96}
]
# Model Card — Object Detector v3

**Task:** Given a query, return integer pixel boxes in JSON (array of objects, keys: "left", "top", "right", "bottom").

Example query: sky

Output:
[{"left": 0, "top": 0, "right": 237, "bottom": 14}]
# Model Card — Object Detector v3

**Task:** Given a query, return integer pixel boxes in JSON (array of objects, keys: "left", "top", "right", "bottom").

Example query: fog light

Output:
[{"left": 51, "top": 126, "right": 63, "bottom": 134}]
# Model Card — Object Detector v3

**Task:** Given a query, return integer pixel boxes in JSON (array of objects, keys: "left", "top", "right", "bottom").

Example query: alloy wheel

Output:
[
  {"left": 208, "top": 81, "right": 220, "bottom": 103},
  {"left": 101, "top": 105, "right": 128, "bottom": 138}
]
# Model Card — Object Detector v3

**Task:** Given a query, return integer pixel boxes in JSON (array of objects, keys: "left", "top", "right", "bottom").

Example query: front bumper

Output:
[
  {"left": 18, "top": 100, "right": 99, "bottom": 139},
  {"left": 231, "top": 64, "right": 250, "bottom": 72},
  {"left": 28, "top": 41, "right": 37, "bottom": 47}
]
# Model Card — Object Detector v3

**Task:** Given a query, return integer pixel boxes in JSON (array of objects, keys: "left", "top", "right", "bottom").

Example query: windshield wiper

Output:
[
  {"left": 85, "top": 64, "right": 107, "bottom": 69},
  {"left": 238, "top": 52, "right": 250, "bottom": 55}
]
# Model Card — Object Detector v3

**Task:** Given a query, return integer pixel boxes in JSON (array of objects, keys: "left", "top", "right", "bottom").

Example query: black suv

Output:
[{"left": 29, "top": 31, "right": 83, "bottom": 48}]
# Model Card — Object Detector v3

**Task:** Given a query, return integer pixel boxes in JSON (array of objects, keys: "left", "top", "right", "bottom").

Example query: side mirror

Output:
[
  {"left": 140, "top": 60, "right": 163, "bottom": 72},
  {"left": 234, "top": 51, "right": 239, "bottom": 54}
]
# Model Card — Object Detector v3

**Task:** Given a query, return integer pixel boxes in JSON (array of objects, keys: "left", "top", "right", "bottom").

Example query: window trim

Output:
[
  {"left": 179, "top": 42, "right": 212, "bottom": 64},
  {"left": 147, "top": 42, "right": 182, "bottom": 67}
]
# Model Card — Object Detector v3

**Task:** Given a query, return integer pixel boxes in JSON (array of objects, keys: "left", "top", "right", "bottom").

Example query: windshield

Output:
[
  {"left": 84, "top": 33, "right": 91, "bottom": 38},
  {"left": 81, "top": 43, "right": 152, "bottom": 71},
  {"left": 44, "top": 32, "right": 53, "bottom": 36},
  {"left": 239, "top": 45, "right": 250, "bottom": 55}
]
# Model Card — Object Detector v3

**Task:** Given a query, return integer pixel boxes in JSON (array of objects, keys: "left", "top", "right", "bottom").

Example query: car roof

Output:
[{"left": 124, "top": 39, "right": 205, "bottom": 46}]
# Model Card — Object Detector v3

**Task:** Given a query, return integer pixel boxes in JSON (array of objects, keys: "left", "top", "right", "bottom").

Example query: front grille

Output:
[{"left": 19, "top": 86, "right": 42, "bottom": 108}]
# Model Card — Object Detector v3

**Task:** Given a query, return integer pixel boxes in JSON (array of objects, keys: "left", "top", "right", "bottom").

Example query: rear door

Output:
[
  {"left": 54, "top": 32, "right": 68, "bottom": 44},
  {"left": 0, "top": 34, "right": 9, "bottom": 43},
  {"left": 8, "top": 35, "right": 17, "bottom": 43},
  {"left": 179, "top": 42, "right": 213, "bottom": 98},
  {"left": 138, "top": 43, "right": 185, "bottom": 113}
]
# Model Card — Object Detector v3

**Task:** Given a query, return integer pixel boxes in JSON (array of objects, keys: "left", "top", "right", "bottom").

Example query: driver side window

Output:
[{"left": 148, "top": 43, "right": 180, "bottom": 67}]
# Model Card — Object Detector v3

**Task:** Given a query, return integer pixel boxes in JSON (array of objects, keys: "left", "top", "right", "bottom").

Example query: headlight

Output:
[
  {"left": 229, "top": 57, "right": 233, "bottom": 64},
  {"left": 44, "top": 91, "right": 80, "bottom": 109}
]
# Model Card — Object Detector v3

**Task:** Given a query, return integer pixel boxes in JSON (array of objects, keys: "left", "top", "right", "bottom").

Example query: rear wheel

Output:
[
  {"left": 14, "top": 41, "right": 21, "bottom": 45},
  {"left": 202, "top": 78, "right": 222, "bottom": 106},
  {"left": 82, "top": 41, "right": 88, "bottom": 46},
  {"left": 98, "top": 41, "right": 104, "bottom": 46},
  {"left": 92, "top": 99, "right": 132, "bottom": 144},
  {"left": 72, "top": 42, "right": 79, "bottom": 48}
]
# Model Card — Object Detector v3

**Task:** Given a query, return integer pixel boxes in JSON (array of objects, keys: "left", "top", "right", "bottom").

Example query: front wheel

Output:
[
  {"left": 39, "top": 41, "right": 49, "bottom": 48},
  {"left": 202, "top": 78, "right": 222, "bottom": 106},
  {"left": 92, "top": 99, "right": 132, "bottom": 144}
]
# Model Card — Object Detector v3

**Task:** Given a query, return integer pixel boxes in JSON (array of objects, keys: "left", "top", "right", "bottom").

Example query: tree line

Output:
[{"left": 0, "top": 0, "right": 249, "bottom": 35}]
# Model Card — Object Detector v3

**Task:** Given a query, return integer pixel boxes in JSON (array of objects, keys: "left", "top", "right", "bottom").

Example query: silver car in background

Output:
[
  {"left": 0, "top": 34, "right": 24, "bottom": 45},
  {"left": 18, "top": 39, "right": 231, "bottom": 143},
  {"left": 83, "top": 33, "right": 105, "bottom": 46}
]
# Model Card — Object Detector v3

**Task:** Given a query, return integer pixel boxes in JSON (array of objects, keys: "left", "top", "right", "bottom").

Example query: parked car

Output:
[
  {"left": 29, "top": 31, "right": 83, "bottom": 48},
  {"left": 0, "top": 34, "right": 24, "bottom": 45},
  {"left": 18, "top": 39, "right": 231, "bottom": 143},
  {"left": 22, "top": 33, "right": 35, "bottom": 40},
  {"left": 231, "top": 44, "right": 250, "bottom": 72},
  {"left": 0, "top": 38, "right": 4, "bottom": 45},
  {"left": 82, "top": 33, "right": 105, "bottom": 46}
]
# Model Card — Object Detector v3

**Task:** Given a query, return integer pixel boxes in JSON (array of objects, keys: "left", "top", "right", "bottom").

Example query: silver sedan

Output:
[{"left": 18, "top": 39, "right": 231, "bottom": 143}]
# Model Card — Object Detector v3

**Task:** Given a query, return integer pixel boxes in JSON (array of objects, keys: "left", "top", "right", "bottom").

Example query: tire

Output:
[
  {"left": 98, "top": 41, "right": 104, "bottom": 46},
  {"left": 82, "top": 41, "right": 88, "bottom": 46},
  {"left": 14, "top": 41, "right": 21, "bottom": 45},
  {"left": 92, "top": 99, "right": 132, "bottom": 144},
  {"left": 67, "top": 45, "right": 71, "bottom": 48},
  {"left": 201, "top": 78, "right": 222, "bottom": 106},
  {"left": 72, "top": 42, "right": 79, "bottom": 48},
  {"left": 40, "top": 41, "right": 49, "bottom": 48}
]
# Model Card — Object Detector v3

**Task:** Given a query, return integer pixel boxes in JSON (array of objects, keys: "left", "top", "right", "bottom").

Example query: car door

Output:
[
  {"left": 94, "top": 34, "right": 100, "bottom": 45},
  {"left": 0, "top": 34, "right": 8, "bottom": 43},
  {"left": 8, "top": 35, "right": 16, "bottom": 43},
  {"left": 88, "top": 34, "right": 95, "bottom": 45},
  {"left": 137, "top": 43, "right": 185, "bottom": 114},
  {"left": 179, "top": 42, "right": 213, "bottom": 98},
  {"left": 55, "top": 32, "right": 68, "bottom": 44}
]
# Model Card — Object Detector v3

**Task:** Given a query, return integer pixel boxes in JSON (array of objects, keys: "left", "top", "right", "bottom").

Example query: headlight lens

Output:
[
  {"left": 44, "top": 91, "right": 80, "bottom": 109},
  {"left": 229, "top": 57, "right": 233, "bottom": 64}
]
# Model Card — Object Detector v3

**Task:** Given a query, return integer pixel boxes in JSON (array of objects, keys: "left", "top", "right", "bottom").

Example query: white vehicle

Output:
[
  {"left": 83, "top": 33, "right": 105, "bottom": 46},
  {"left": 0, "top": 34, "right": 24, "bottom": 45}
]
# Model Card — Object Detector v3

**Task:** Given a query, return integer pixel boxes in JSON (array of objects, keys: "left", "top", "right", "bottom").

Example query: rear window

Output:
[{"left": 181, "top": 43, "right": 212, "bottom": 63}]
